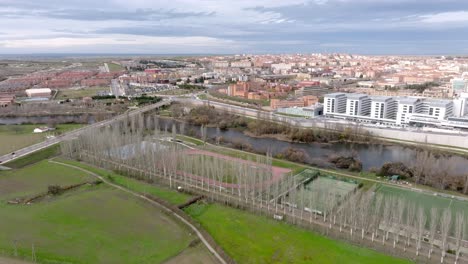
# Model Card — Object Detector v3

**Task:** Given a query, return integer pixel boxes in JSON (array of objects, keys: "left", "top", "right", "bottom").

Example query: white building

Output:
[
  {"left": 212, "top": 61, "right": 229, "bottom": 68},
  {"left": 345, "top": 94, "right": 371, "bottom": 116},
  {"left": 453, "top": 93, "right": 468, "bottom": 117},
  {"left": 230, "top": 61, "right": 252, "bottom": 68},
  {"left": 323, "top": 92, "right": 466, "bottom": 128},
  {"left": 324, "top": 93, "right": 347, "bottom": 115},
  {"left": 276, "top": 104, "right": 324, "bottom": 118},
  {"left": 396, "top": 97, "right": 424, "bottom": 125},
  {"left": 370, "top": 96, "right": 397, "bottom": 120},
  {"left": 25, "top": 88, "right": 52, "bottom": 98}
]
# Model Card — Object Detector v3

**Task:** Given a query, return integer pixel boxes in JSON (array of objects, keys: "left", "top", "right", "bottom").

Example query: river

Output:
[
  {"left": 0, "top": 113, "right": 114, "bottom": 125},
  {"left": 156, "top": 117, "right": 468, "bottom": 175}
]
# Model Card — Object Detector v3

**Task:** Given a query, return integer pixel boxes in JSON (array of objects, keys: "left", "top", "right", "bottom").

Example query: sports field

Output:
[
  {"left": 56, "top": 87, "right": 108, "bottom": 99},
  {"left": 181, "top": 149, "right": 290, "bottom": 189},
  {"left": 293, "top": 175, "right": 358, "bottom": 213},
  {"left": 0, "top": 160, "right": 207, "bottom": 263},
  {"left": 375, "top": 184, "right": 468, "bottom": 217},
  {"left": 0, "top": 124, "right": 82, "bottom": 156},
  {"left": 185, "top": 202, "right": 411, "bottom": 264}
]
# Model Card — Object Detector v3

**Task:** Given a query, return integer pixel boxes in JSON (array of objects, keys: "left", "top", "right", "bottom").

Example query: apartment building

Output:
[
  {"left": 323, "top": 93, "right": 347, "bottom": 114},
  {"left": 345, "top": 94, "right": 371, "bottom": 116},
  {"left": 395, "top": 97, "right": 424, "bottom": 125},
  {"left": 370, "top": 96, "right": 397, "bottom": 120},
  {"left": 323, "top": 92, "right": 461, "bottom": 127}
]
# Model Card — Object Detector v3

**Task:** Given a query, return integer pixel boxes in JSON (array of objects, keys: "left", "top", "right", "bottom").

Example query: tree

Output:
[
  {"left": 454, "top": 212, "right": 465, "bottom": 263},
  {"left": 439, "top": 208, "right": 452, "bottom": 263},
  {"left": 415, "top": 207, "right": 426, "bottom": 256}
]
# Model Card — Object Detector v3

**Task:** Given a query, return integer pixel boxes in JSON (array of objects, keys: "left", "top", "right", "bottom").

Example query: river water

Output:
[
  {"left": 0, "top": 114, "right": 113, "bottom": 125},
  {"left": 156, "top": 118, "right": 468, "bottom": 175}
]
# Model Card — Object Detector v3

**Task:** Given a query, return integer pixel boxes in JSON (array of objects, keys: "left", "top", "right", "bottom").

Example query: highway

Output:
[
  {"left": 0, "top": 100, "right": 171, "bottom": 165},
  {"left": 185, "top": 97, "right": 468, "bottom": 151}
]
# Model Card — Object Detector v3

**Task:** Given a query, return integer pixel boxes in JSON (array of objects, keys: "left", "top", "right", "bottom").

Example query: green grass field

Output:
[
  {"left": 0, "top": 124, "right": 83, "bottom": 156},
  {"left": 376, "top": 184, "right": 468, "bottom": 218},
  {"left": 295, "top": 176, "right": 358, "bottom": 212},
  {"left": 185, "top": 202, "right": 412, "bottom": 264},
  {"left": 0, "top": 160, "right": 93, "bottom": 200},
  {"left": 0, "top": 159, "right": 199, "bottom": 264},
  {"left": 56, "top": 87, "right": 108, "bottom": 99},
  {"left": 107, "top": 63, "right": 125, "bottom": 72},
  {"left": 55, "top": 158, "right": 192, "bottom": 206}
]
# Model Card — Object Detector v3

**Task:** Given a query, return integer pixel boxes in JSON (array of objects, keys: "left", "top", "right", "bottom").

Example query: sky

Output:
[{"left": 1, "top": 0, "right": 468, "bottom": 55}]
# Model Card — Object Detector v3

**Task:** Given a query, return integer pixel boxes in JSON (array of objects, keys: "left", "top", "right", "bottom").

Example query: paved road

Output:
[
  {"left": 184, "top": 98, "right": 468, "bottom": 152},
  {"left": 0, "top": 100, "right": 171, "bottom": 165}
]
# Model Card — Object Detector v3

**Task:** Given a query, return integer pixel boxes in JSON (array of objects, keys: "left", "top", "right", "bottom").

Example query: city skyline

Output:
[{"left": 1, "top": 0, "right": 468, "bottom": 55}]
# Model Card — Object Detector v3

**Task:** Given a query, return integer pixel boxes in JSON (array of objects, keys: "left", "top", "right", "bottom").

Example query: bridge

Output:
[{"left": 0, "top": 100, "right": 171, "bottom": 165}]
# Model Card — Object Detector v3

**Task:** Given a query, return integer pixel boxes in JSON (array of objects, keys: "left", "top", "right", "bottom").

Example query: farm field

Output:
[
  {"left": 0, "top": 160, "right": 93, "bottom": 200},
  {"left": 107, "top": 62, "right": 125, "bottom": 72},
  {"left": 0, "top": 124, "right": 83, "bottom": 156},
  {"left": 0, "top": 159, "right": 206, "bottom": 264},
  {"left": 184, "top": 202, "right": 412, "bottom": 264},
  {"left": 56, "top": 87, "right": 108, "bottom": 99}
]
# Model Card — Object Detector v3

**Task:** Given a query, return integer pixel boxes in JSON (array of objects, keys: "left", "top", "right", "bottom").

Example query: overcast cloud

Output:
[{"left": 0, "top": 0, "right": 468, "bottom": 54}]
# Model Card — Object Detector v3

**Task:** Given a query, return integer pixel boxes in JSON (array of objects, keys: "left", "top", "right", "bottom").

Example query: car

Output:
[{"left": 11, "top": 152, "right": 15, "bottom": 155}]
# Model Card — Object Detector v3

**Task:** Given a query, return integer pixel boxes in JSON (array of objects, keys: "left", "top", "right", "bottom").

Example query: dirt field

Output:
[{"left": 182, "top": 149, "right": 291, "bottom": 189}]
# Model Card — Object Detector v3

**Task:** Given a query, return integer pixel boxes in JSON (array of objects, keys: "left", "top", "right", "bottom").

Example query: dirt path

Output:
[{"left": 48, "top": 159, "right": 227, "bottom": 264}]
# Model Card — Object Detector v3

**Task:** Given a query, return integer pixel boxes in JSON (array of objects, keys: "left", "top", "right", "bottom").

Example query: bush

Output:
[
  {"left": 378, "top": 162, "right": 414, "bottom": 179},
  {"left": 48, "top": 185, "right": 62, "bottom": 195},
  {"left": 281, "top": 147, "right": 309, "bottom": 163}
]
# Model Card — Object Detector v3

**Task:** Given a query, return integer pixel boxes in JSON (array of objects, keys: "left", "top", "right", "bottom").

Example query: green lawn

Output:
[
  {"left": 0, "top": 159, "right": 93, "bottom": 200},
  {"left": 0, "top": 159, "right": 195, "bottom": 264},
  {"left": 55, "top": 158, "right": 192, "bottom": 206},
  {"left": 0, "top": 124, "right": 83, "bottom": 156},
  {"left": 185, "top": 202, "right": 411, "bottom": 264},
  {"left": 176, "top": 135, "right": 205, "bottom": 146},
  {"left": 376, "top": 184, "right": 468, "bottom": 218},
  {"left": 107, "top": 63, "right": 125, "bottom": 72},
  {"left": 56, "top": 87, "right": 108, "bottom": 99}
]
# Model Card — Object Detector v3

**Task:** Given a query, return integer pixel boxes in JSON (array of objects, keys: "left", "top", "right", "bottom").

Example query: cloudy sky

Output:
[{"left": 1, "top": 0, "right": 468, "bottom": 55}]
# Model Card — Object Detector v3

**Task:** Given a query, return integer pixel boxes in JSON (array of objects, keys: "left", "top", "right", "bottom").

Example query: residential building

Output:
[
  {"left": 345, "top": 94, "right": 371, "bottom": 116},
  {"left": 0, "top": 94, "right": 15, "bottom": 107},
  {"left": 396, "top": 97, "right": 424, "bottom": 125},
  {"left": 324, "top": 93, "right": 347, "bottom": 114},
  {"left": 270, "top": 95, "right": 318, "bottom": 109},
  {"left": 370, "top": 96, "right": 397, "bottom": 120},
  {"left": 451, "top": 78, "right": 468, "bottom": 94}
]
